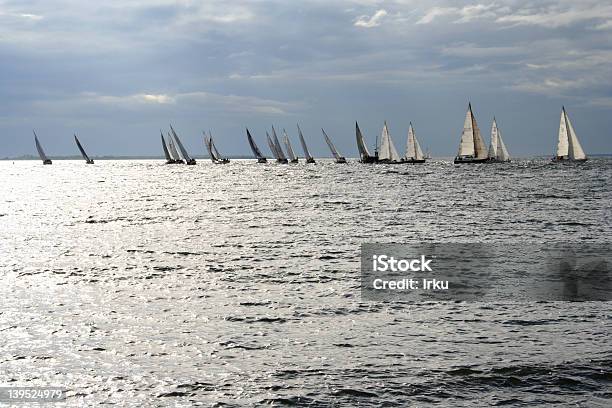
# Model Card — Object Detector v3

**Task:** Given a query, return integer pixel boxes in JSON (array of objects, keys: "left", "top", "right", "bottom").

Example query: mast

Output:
[
  {"left": 246, "top": 128, "right": 265, "bottom": 159},
  {"left": 297, "top": 124, "right": 314, "bottom": 161},
  {"left": 74, "top": 134, "right": 93, "bottom": 163},
  {"left": 161, "top": 132, "right": 173, "bottom": 162}
]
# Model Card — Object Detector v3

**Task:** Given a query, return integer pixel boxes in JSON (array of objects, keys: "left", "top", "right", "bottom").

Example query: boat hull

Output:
[
  {"left": 360, "top": 156, "right": 377, "bottom": 164},
  {"left": 290, "top": 159, "right": 299, "bottom": 164},
  {"left": 454, "top": 156, "right": 488, "bottom": 164},
  {"left": 43, "top": 160, "right": 52, "bottom": 165},
  {"left": 552, "top": 156, "right": 587, "bottom": 163},
  {"left": 335, "top": 157, "right": 347, "bottom": 164},
  {"left": 185, "top": 159, "right": 197, "bottom": 165},
  {"left": 86, "top": 160, "right": 94, "bottom": 164},
  {"left": 277, "top": 159, "right": 288, "bottom": 164},
  {"left": 305, "top": 158, "right": 316, "bottom": 164},
  {"left": 257, "top": 158, "right": 268, "bottom": 163}
]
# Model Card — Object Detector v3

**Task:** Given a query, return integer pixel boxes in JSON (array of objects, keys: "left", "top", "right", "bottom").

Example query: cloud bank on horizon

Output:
[{"left": 0, "top": 0, "right": 610, "bottom": 157}]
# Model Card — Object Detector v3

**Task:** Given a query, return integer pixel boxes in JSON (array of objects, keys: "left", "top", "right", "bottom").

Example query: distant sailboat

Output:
[
  {"left": 554, "top": 107, "right": 587, "bottom": 162},
  {"left": 161, "top": 131, "right": 176, "bottom": 164},
  {"left": 74, "top": 134, "right": 94, "bottom": 164},
  {"left": 322, "top": 128, "right": 347, "bottom": 163},
  {"left": 271, "top": 127, "right": 288, "bottom": 164},
  {"left": 170, "top": 125, "right": 196, "bottom": 165},
  {"left": 403, "top": 123, "right": 426, "bottom": 164},
  {"left": 454, "top": 103, "right": 488, "bottom": 164},
  {"left": 282, "top": 129, "right": 299, "bottom": 163},
  {"left": 246, "top": 128, "right": 267, "bottom": 163},
  {"left": 297, "top": 124, "right": 315, "bottom": 164},
  {"left": 356, "top": 122, "right": 376, "bottom": 163},
  {"left": 33, "top": 131, "right": 52, "bottom": 165},
  {"left": 205, "top": 132, "right": 230, "bottom": 164},
  {"left": 377, "top": 121, "right": 401, "bottom": 164},
  {"left": 487, "top": 118, "right": 511, "bottom": 163},
  {"left": 167, "top": 132, "right": 184, "bottom": 164}
]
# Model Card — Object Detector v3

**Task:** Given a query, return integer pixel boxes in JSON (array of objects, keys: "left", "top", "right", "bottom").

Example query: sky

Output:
[{"left": 1, "top": 0, "right": 611, "bottom": 158}]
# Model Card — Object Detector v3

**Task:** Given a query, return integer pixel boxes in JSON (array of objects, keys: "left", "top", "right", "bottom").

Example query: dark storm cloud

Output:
[{"left": 0, "top": 0, "right": 610, "bottom": 157}]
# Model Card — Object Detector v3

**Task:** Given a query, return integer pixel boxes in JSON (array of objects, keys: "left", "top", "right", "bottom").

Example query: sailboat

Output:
[
  {"left": 356, "top": 122, "right": 376, "bottom": 163},
  {"left": 161, "top": 131, "right": 176, "bottom": 164},
  {"left": 487, "top": 118, "right": 511, "bottom": 163},
  {"left": 74, "top": 134, "right": 94, "bottom": 164},
  {"left": 246, "top": 128, "right": 267, "bottom": 163},
  {"left": 205, "top": 131, "right": 230, "bottom": 164},
  {"left": 167, "top": 132, "right": 184, "bottom": 164},
  {"left": 170, "top": 125, "right": 196, "bottom": 165},
  {"left": 454, "top": 103, "right": 489, "bottom": 164},
  {"left": 403, "top": 123, "right": 426, "bottom": 164},
  {"left": 553, "top": 107, "right": 587, "bottom": 162},
  {"left": 33, "top": 131, "right": 52, "bottom": 165},
  {"left": 271, "top": 127, "right": 288, "bottom": 164},
  {"left": 322, "top": 128, "right": 347, "bottom": 163},
  {"left": 297, "top": 124, "right": 315, "bottom": 164},
  {"left": 377, "top": 121, "right": 401, "bottom": 164},
  {"left": 282, "top": 129, "right": 299, "bottom": 163}
]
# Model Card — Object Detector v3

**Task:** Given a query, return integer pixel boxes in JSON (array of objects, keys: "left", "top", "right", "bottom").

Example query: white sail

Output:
[
  {"left": 211, "top": 138, "right": 223, "bottom": 160},
  {"left": 565, "top": 110, "right": 586, "bottom": 160},
  {"left": 497, "top": 129, "right": 510, "bottom": 161},
  {"left": 473, "top": 114, "right": 487, "bottom": 159},
  {"left": 283, "top": 129, "right": 297, "bottom": 161},
  {"left": 378, "top": 122, "right": 401, "bottom": 162},
  {"left": 458, "top": 106, "right": 475, "bottom": 157},
  {"left": 167, "top": 132, "right": 181, "bottom": 161},
  {"left": 33, "top": 131, "right": 50, "bottom": 162},
  {"left": 297, "top": 124, "right": 313, "bottom": 161},
  {"left": 556, "top": 108, "right": 569, "bottom": 158},
  {"left": 266, "top": 132, "right": 279, "bottom": 160},
  {"left": 405, "top": 123, "right": 424, "bottom": 160},
  {"left": 271, "top": 127, "right": 287, "bottom": 161},
  {"left": 322, "top": 129, "right": 343, "bottom": 160},
  {"left": 488, "top": 118, "right": 499, "bottom": 159},
  {"left": 355, "top": 122, "right": 372, "bottom": 159}
]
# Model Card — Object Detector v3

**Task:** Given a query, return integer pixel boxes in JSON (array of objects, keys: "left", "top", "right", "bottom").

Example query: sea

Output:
[{"left": 0, "top": 158, "right": 610, "bottom": 407}]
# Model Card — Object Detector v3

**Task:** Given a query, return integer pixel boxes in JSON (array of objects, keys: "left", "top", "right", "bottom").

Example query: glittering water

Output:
[{"left": 1, "top": 158, "right": 610, "bottom": 407}]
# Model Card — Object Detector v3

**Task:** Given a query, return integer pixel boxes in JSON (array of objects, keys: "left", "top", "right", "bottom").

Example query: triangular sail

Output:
[
  {"left": 74, "top": 134, "right": 92, "bottom": 163},
  {"left": 472, "top": 112, "right": 487, "bottom": 159},
  {"left": 266, "top": 132, "right": 279, "bottom": 160},
  {"left": 322, "top": 128, "right": 342, "bottom": 160},
  {"left": 355, "top": 122, "right": 372, "bottom": 159},
  {"left": 283, "top": 129, "right": 297, "bottom": 161},
  {"left": 488, "top": 119, "right": 499, "bottom": 159},
  {"left": 378, "top": 122, "right": 401, "bottom": 162},
  {"left": 170, "top": 125, "right": 193, "bottom": 161},
  {"left": 297, "top": 124, "right": 313, "bottom": 161},
  {"left": 33, "top": 131, "right": 50, "bottom": 162},
  {"left": 556, "top": 108, "right": 569, "bottom": 157},
  {"left": 272, "top": 127, "right": 287, "bottom": 161},
  {"left": 458, "top": 105, "right": 475, "bottom": 156},
  {"left": 497, "top": 129, "right": 510, "bottom": 161},
  {"left": 405, "top": 123, "right": 424, "bottom": 160},
  {"left": 161, "top": 132, "right": 172, "bottom": 161},
  {"left": 167, "top": 132, "right": 181, "bottom": 161},
  {"left": 565, "top": 110, "right": 586, "bottom": 160},
  {"left": 211, "top": 138, "right": 223, "bottom": 161},
  {"left": 203, "top": 133, "right": 216, "bottom": 161},
  {"left": 246, "top": 128, "right": 265, "bottom": 159}
]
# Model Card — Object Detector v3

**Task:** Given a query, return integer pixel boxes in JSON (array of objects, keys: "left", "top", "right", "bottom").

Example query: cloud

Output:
[
  {"left": 416, "top": 7, "right": 456, "bottom": 24},
  {"left": 354, "top": 9, "right": 388, "bottom": 28}
]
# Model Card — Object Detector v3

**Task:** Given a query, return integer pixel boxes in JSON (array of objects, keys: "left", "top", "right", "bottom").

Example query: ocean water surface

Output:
[{"left": 0, "top": 159, "right": 610, "bottom": 406}]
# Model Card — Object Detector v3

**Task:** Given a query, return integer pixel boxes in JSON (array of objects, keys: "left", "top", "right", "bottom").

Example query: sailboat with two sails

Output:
[
  {"left": 267, "top": 127, "right": 288, "bottom": 164},
  {"left": 377, "top": 121, "right": 402, "bottom": 164},
  {"left": 33, "top": 131, "right": 52, "bottom": 165},
  {"left": 403, "top": 123, "right": 426, "bottom": 164},
  {"left": 297, "top": 124, "right": 315, "bottom": 164},
  {"left": 74, "top": 134, "right": 94, "bottom": 164},
  {"left": 454, "top": 103, "right": 489, "bottom": 164},
  {"left": 170, "top": 125, "right": 196, "bottom": 165},
  {"left": 204, "top": 131, "right": 230, "bottom": 164},
  {"left": 246, "top": 128, "right": 268, "bottom": 163},
  {"left": 356, "top": 122, "right": 376, "bottom": 163},
  {"left": 322, "top": 129, "right": 347, "bottom": 163},
  {"left": 487, "top": 119, "right": 510, "bottom": 163},
  {"left": 553, "top": 107, "right": 587, "bottom": 162}
]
